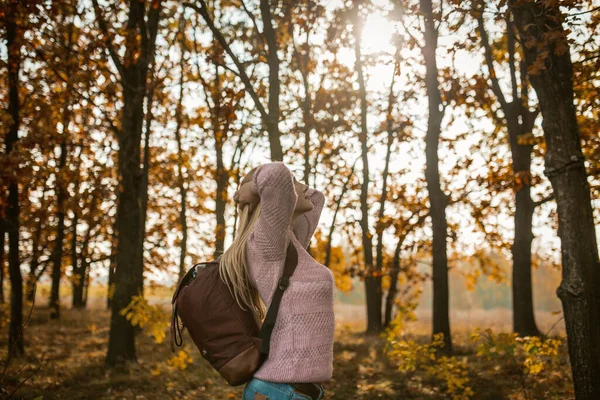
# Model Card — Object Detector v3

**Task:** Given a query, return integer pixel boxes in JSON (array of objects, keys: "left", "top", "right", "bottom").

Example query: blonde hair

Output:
[{"left": 218, "top": 194, "right": 265, "bottom": 321}]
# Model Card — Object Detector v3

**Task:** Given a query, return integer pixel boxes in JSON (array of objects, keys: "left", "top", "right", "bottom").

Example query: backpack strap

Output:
[{"left": 258, "top": 241, "right": 299, "bottom": 356}]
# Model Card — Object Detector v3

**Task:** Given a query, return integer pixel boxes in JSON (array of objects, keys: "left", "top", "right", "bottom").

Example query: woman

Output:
[{"left": 219, "top": 162, "right": 334, "bottom": 400}]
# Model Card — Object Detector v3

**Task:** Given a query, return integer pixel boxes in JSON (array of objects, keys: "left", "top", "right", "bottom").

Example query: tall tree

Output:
[
  {"left": 174, "top": 16, "right": 188, "bottom": 279},
  {"left": 49, "top": 2, "right": 77, "bottom": 320},
  {"left": 188, "top": 0, "right": 285, "bottom": 160},
  {"left": 22, "top": 180, "right": 51, "bottom": 302},
  {"left": 420, "top": 0, "right": 452, "bottom": 351},
  {"left": 72, "top": 183, "right": 108, "bottom": 309},
  {"left": 509, "top": 1, "right": 600, "bottom": 397},
  {"left": 0, "top": 228, "right": 5, "bottom": 304},
  {"left": 375, "top": 57, "right": 408, "bottom": 331},
  {"left": 187, "top": 10, "right": 244, "bottom": 260},
  {"left": 107, "top": 225, "right": 117, "bottom": 310},
  {"left": 92, "top": 0, "right": 163, "bottom": 365},
  {"left": 3, "top": 0, "right": 26, "bottom": 356},
  {"left": 473, "top": 2, "right": 540, "bottom": 336},
  {"left": 350, "top": 3, "right": 380, "bottom": 333}
]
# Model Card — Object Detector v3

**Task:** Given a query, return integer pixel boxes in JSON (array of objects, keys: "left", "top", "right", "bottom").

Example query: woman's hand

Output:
[{"left": 235, "top": 181, "right": 260, "bottom": 214}]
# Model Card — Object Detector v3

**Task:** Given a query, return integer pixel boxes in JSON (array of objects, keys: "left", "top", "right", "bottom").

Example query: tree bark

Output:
[
  {"left": 49, "top": 138, "right": 67, "bottom": 319},
  {"left": 420, "top": 0, "right": 451, "bottom": 351},
  {"left": 82, "top": 258, "right": 90, "bottom": 307},
  {"left": 376, "top": 71, "right": 397, "bottom": 328},
  {"left": 189, "top": 1, "right": 283, "bottom": 161},
  {"left": 138, "top": 50, "right": 157, "bottom": 298},
  {"left": 325, "top": 159, "right": 358, "bottom": 269},
  {"left": 174, "top": 33, "right": 189, "bottom": 279},
  {"left": 95, "top": 0, "right": 163, "bottom": 366},
  {"left": 508, "top": 103, "right": 540, "bottom": 337},
  {"left": 107, "top": 214, "right": 118, "bottom": 310},
  {"left": 25, "top": 183, "right": 48, "bottom": 302},
  {"left": 0, "top": 228, "right": 5, "bottom": 304},
  {"left": 5, "top": 1, "right": 24, "bottom": 357},
  {"left": 352, "top": 7, "right": 380, "bottom": 333},
  {"left": 107, "top": 248, "right": 116, "bottom": 310},
  {"left": 291, "top": 26, "right": 313, "bottom": 186},
  {"left": 49, "top": 11, "right": 75, "bottom": 320},
  {"left": 214, "top": 123, "right": 227, "bottom": 258},
  {"left": 26, "top": 209, "right": 43, "bottom": 302},
  {"left": 259, "top": 0, "right": 283, "bottom": 161},
  {"left": 384, "top": 237, "right": 403, "bottom": 327},
  {"left": 210, "top": 38, "right": 227, "bottom": 258},
  {"left": 71, "top": 213, "right": 86, "bottom": 309},
  {"left": 476, "top": 12, "right": 540, "bottom": 336},
  {"left": 509, "top": 1, "right": 600, "bottom": 397}
]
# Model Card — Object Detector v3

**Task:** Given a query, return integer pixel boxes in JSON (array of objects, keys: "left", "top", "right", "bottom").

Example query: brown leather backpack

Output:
[{"left": 169, "top": 243, "right": 298, "bottom": 386}]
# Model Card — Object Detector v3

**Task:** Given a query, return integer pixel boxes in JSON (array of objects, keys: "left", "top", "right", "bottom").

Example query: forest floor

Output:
[{"left": 0, "top": 287, "right": 574, "bottom": 400}]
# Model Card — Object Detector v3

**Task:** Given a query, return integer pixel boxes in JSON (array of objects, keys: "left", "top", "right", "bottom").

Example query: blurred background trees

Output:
[{"left": 1, "top": 0, "right": 599, "bottom": 397}]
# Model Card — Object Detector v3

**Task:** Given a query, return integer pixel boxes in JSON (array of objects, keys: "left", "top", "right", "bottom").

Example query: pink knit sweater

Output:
[{"left": 246, "top": 162, "right": 335, "bottom": 383}]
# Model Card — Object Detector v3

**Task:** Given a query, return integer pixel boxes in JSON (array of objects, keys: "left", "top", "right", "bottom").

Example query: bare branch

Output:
[
  {"left": 184, "top": 1, "right": 269, "bottom": 121},
  {"left": 5, "top": 352, "right": 46, "bottom": 399},
  {"left": 533, "top": 193, "right": 555, "bottom": 207},
  {"left": 91, "top": 0, "right": 125, "bottom": 78},
  {"left": 476, "top": 8, "right": 509, "bottom": 111},
  {"left": 240, "top": 0, "right": 266, "bottom": 53},
  {"left": 506, "top": 15, "right": 519, "bottom": 103},
  {"left": 567, "top": 6, "right": 600, "bottom": 17}
]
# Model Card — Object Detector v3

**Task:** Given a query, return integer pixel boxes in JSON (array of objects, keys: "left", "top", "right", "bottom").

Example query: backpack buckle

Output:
[{"left": 278, "top": 276, "right": 290, "bottom": 290}]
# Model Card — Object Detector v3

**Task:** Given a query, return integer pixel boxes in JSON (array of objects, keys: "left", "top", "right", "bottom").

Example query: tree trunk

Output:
[
  {"left": 138, "top": 65, "right": 155, "bottom": 300},
  {"left": 259, "top": 0, "right": 283, "bottom": 161},
  {"left": 384, "top": 238, "right": 403, "bottom": 327},
  {"left": 421, "top": 0, "right": 451, "bottom": 351},
  {"left": 214, "top": 139, "right": 226, "bottom": 258},
  {"left": 74, "top": 258, "right": 90, "bottom": 309},
  {"left": 49, "top": 9, "right": 75, "bottom": 320},
  {"left": 103, "top": 0, "right": 163, "bottom": 366},
  {"left": 5, "top": 2, "right": 24, "bottom": 357},
  {"left": 229, "top": 141, "right": 244, "bottom": 243},
  {"left": 71, "top": 213, "right": 86, "bottom": 309},
  {"left": 211, "top": 47, "right": 227, "bottom": 259},
  {"left": 107, "top": 251, "right": 116, "bottom": 310},
  {"left": 509, "top": 1, "right": 600, "bottom": 397},
  {"left": 376, "top": 73, "right": 397, "bottom": 328},
  {"left": 72, "top": 276, "right": 85, "bottom": 309},
  {"left": 507, "top": 109, "right": 540, "bottom": 337},
  {"left": 107, "top": 90, "right": 145, "bottom": 363},
  {"left": 293, "top": 31, "right": 312, "bottom": 187},
  {"left": 352, "top": 8, "right": 380, "bottom": 333},
  {"left": 174, "top": 36, "right": 188, "bottom": 279},
  {"left": 477, "top": 12, "right": 540, "bottom": 337},
  {"left": 325, "top": 160, "right": 357, "bottom": 269},
  {"left": 191, "top": 0, "right": 282, "bottom": 161},
  {"left": 505, "top": 19, "right": 539, "bottom": 337},
  {"left": 49, "top": 138, "right": 67, "bottom": 319},
  {"left": 24, "top": 183, "right": 47, "bottom": 303},
  {"left": 82, "top": 259, "right": 90, "bottom": 307},
  {"left": 107, "top": 220, "right": 117, "bottom": 310},
  {"left": 0, "top": 228, "right": 5, "bottom": 304}
]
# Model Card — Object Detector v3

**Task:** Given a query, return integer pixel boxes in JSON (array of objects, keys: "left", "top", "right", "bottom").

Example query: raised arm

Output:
[
  {"left": 292, "top": 187, "right": 325, "bottom": 249},
  {"left": 248, "top": 162, "right": 298, "bottom": 260}
]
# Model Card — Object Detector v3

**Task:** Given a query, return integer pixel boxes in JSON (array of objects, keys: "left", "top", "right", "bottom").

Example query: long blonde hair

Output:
[{"left": 218, "top": 197, "right": 265, "bottom": 320}]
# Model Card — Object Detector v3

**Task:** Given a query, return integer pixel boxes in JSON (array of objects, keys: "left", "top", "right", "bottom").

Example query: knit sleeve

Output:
[
  {"left": 292, "top": 188, "right": 325, "bottom": 250},
  {"left": 248, "top": 162, "right": 298, "bottom": 260}
]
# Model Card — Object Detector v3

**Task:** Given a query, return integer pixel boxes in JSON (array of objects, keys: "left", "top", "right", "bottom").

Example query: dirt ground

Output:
[{"left": 0, "top": 288, "right": 572, "bottom": 400}]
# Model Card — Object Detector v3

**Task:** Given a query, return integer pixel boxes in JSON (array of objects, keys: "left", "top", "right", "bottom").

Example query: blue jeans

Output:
[{"left": 242, "top": 377, "right": 324, "bottom": 400}]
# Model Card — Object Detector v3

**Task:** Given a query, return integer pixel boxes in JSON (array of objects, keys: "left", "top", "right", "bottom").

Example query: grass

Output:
[{"left": 0, "top": 287, "right": 574, "bottom": 400}]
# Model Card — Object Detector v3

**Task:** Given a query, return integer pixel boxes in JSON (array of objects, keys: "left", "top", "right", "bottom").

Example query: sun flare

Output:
[{"left": 361, "top": 13, "right": 396, "bottom": 55}]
